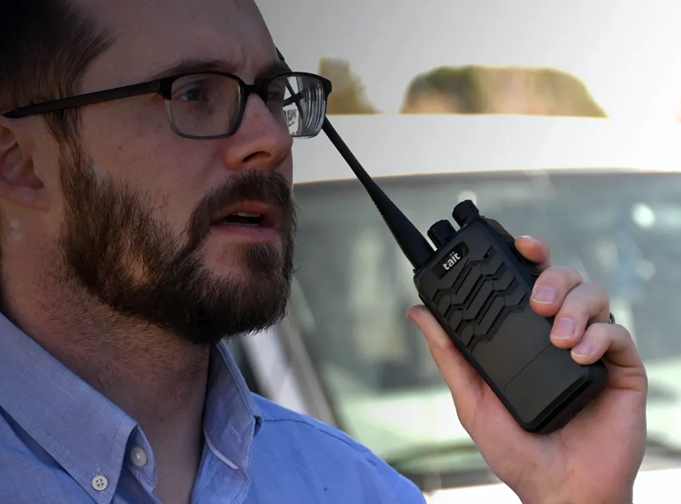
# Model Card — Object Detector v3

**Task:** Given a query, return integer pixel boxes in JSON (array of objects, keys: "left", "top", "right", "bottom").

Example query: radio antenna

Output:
[
  {"left": 321, "top": 118, "right": 434, "bottom": 269},
  {"left": 276, "top": 47, "right": 434, "bottom": 269}
]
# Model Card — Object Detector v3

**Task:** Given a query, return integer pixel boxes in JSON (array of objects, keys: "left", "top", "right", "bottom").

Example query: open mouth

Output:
[
  {"left": 210, "top": 202, "right": 279, "bottom": 229},
  {"left": 214, "top": 212, "right": 265, "bottom": 227}
]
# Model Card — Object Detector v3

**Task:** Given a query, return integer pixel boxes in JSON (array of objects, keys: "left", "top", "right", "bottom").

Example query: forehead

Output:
[{"left": 80, "top": 0, "right": 277, "bottom": 86}]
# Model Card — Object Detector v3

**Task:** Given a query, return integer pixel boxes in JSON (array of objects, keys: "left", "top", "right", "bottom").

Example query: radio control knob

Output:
[
  {"left": 428, "top": 220, "right": 457, "bottom": 249},
  {"left": 453, "top": 200, "right": 480, "bottom": 227}
]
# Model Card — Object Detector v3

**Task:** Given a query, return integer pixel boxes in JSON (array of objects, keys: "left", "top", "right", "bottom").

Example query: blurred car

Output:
[{"left": 229, "top": 114, "right": 681, "bottom": 503}]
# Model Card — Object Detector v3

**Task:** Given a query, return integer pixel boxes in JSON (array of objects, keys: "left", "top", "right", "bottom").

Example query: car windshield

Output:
[{"left": 288, "top": 169, "right": 681, "bottom": 488}]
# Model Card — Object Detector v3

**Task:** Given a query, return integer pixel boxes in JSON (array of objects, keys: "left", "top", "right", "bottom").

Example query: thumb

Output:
[{"left": 407, "top": 305, "right": 486, "bottom": 424}]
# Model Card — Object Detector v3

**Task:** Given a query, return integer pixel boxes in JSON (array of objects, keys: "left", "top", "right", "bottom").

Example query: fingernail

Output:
[
  {"left": 532, "top": 287, "right": 556, "bottom": 304},
  {"left": 572, "top": 341, "right": 593, "bottom": 359},
  {"left": 519, "top": 235, "right": 540, "bottom": 243},
  {"left": 551, "top": 318, "right": 575, "bottom": 339}
]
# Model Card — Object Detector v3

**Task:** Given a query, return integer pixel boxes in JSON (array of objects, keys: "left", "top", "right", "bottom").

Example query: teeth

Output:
[{"left": 235, "top": 212, "right": 261, "bottom": 218}]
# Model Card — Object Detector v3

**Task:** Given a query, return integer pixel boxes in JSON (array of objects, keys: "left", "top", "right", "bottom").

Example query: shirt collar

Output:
[
  {"left": 0, "top": 312, "right": 262, "bottom": 501},
  {"left": 202, "top": 342, "right": 263, "bottom": 471}
]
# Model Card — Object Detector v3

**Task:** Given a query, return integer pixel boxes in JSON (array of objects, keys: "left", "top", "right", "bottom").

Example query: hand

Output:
[{"left": 407, "top": 235, "right": 647, "bottom": 504}]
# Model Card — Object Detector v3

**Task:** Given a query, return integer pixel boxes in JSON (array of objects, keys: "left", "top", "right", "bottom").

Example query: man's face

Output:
[{"left": 45, "top": 0, "right": 296, "bottom": 344}]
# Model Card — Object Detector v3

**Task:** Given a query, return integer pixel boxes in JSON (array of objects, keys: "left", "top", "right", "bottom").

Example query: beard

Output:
[{"left": 56, "top": 144, "right": 297, "bottom": 346}]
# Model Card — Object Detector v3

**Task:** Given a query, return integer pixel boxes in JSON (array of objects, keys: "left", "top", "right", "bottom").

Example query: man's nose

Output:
[{"left": 219, "top": 94, "right": 293, "bottom": 173}]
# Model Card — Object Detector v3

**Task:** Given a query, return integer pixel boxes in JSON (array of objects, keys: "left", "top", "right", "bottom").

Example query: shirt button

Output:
[
  {"left": 92, "top": 475, "right": 109, "bottom": 492},
  {"left": 130, "top": 446, "right": 149, "bottom": 468}
]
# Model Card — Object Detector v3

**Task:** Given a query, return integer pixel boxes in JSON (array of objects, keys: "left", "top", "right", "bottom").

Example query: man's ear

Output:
[{"left": 0, "top": 118, "right": 49, "bottom": 211}]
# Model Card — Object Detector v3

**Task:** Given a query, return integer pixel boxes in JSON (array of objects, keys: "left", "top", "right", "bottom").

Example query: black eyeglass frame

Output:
[{"left": 2, "top": 70, "right": 333, "bottom": 140}]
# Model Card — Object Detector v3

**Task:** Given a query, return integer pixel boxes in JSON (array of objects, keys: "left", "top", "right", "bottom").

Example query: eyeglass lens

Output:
[{"left": 167, "top": 73, "right": 327, "bottom": 138}]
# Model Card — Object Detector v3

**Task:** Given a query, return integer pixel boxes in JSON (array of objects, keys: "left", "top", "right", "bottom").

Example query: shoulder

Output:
[
  {"left": 0, "top": 408, "right": 87, "bottom": 503},
  {"left": 254, "top": 393, "right": 376, "bottom": 456},
  {"left": 250, "top": 394, "right": 427, "bottom": 504}
]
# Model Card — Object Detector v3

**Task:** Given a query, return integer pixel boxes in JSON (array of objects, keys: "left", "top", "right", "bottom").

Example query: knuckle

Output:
[
  {"left": 561, "top": 295, "right": 591, "bottom": 318},
  {"left": 612, "top": 322, "right": 634, "bottom": 342},
  {"left": 584, "top": 281, "right": 608, "bottom": 299},
  {"left": 574, "top": 283, "right": 610, "bottom": 308},
  {"left": 562, "top": 266, "right": 583, "bottom": 284},
  {"left": 585, "top": 321, "right": 616, "bottom": 342},
  {"left": 538, "top": 266, "right": 582, "bottom": 290}
]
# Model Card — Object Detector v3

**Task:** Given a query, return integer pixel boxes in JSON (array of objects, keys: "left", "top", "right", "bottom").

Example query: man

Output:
[{"left": 0, "top": 0, "right": 647, "bottom": 503}]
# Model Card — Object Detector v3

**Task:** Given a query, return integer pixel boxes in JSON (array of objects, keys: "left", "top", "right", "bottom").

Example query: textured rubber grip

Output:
[
  {"left": 432, "top": 246, "right": 524, "bottom": 351},
  {"left": 414, "top": 217, "right": 608, "bottom": 433}
]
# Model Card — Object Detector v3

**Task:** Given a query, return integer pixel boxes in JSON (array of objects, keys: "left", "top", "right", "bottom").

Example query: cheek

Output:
[
  {"left": 278, "top": 154, "right": 294, "bottom": 186},
  {"left": 9, "top": 221, "right": 24, "bottom": 244},
  {"left": 80, "top": 98, "right": 205, "bottom": 187},
  {"left": 81, "top": 127, "right": 211, "bottom": 237}
]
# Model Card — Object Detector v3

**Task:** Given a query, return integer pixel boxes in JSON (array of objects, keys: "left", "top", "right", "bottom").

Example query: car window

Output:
[{"left": 288, "top": 169, "right": 681, "bottom": 488}]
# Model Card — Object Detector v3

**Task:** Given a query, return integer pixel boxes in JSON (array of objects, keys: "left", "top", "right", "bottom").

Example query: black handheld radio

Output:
[{"left": 319, "top": 118, "right": 609, "bottom": 434}]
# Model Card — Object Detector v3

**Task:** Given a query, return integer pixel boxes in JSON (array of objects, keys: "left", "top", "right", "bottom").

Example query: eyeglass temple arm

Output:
[{"left": 276, "top": 48, "right": 306, "bottom": 116}]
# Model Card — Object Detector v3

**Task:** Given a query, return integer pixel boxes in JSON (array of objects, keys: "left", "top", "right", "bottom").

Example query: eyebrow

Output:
[{"left": 146, "top": 58, "right": 292, "bottom": 82}]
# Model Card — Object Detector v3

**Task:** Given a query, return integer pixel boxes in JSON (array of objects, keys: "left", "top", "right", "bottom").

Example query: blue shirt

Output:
[{"left": 0, "top": 313, "right": 426, "bottom": 504}]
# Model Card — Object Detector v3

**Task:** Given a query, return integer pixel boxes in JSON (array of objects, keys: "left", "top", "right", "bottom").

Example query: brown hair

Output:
[{"left": 0, "top": 0, "right": 114, "bottom": 142}]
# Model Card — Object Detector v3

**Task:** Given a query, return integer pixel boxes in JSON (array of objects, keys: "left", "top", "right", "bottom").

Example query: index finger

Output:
[{"left": 515, "top": 235, "right": 551, "bottom": 270}]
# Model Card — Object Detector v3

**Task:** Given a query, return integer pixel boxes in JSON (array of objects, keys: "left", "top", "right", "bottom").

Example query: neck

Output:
[{"left": 2, "top": 272, "right": 211, "bottom": 492}]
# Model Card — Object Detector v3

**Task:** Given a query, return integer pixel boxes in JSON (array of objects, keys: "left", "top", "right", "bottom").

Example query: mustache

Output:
[{"left": 184, "top": 170, "right": 297, "bottom": 251}]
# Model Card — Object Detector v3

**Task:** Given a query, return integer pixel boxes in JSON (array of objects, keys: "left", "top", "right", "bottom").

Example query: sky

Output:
[{"left": 257, "top": 0, "right": 681, "bottom": 124}]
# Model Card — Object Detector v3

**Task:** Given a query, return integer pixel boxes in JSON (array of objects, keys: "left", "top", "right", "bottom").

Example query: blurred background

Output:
[
  {"left": 260, "top": 0, "right": 681, "bottom": 123},
  {"left": 233, "top": 2, "right": 681, "bottom": 503}
]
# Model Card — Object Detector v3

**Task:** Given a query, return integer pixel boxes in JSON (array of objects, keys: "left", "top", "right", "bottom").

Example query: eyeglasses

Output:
[{"left": 2, "top": 71, "right": 333, "bottom": 140}]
